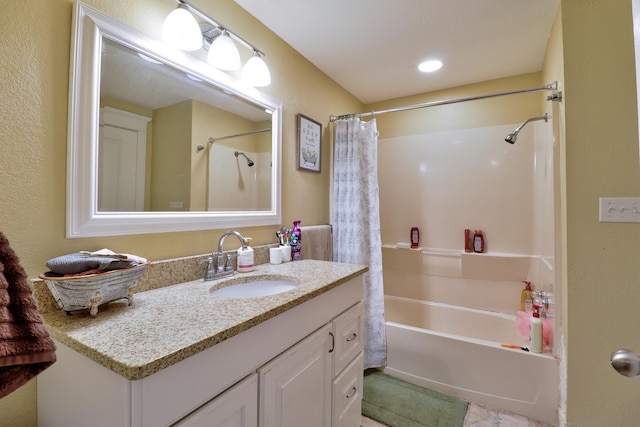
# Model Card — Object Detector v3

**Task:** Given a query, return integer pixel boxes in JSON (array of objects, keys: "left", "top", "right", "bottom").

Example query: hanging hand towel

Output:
[
  {"left": 300, "top": 225, "right": 333, "bottom": 261},
  {"left": 0, "top": 232, "right": 56, "bottom": 399}
]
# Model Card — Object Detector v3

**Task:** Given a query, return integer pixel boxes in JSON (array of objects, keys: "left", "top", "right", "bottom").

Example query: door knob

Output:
[{"left": 611, "top": 349, "right": 640, "bottom": 377}]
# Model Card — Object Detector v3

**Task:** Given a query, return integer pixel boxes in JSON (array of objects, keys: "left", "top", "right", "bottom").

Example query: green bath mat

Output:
[{"left": 362, "top": 371, "right": 468, "bottom": 427}]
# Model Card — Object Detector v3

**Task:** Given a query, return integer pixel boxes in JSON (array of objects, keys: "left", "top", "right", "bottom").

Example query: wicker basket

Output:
[{"left": 39, "top": 263, "right": 148, "bottom": 316}]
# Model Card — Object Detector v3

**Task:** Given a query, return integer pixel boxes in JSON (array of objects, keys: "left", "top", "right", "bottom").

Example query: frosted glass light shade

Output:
[
  {"left": 242, "top": 53, "right": 271, "bottom": 87},
  {"left": 207, "top": 32, "right": 241, "bottom": 70},
  {"left": 162, "top": 5, "right": 202, "bottom": 51}
]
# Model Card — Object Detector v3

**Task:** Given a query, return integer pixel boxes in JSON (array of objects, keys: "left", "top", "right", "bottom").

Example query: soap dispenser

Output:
[{"left": 237, "top": 237, "right": 254, "bottom": 273}]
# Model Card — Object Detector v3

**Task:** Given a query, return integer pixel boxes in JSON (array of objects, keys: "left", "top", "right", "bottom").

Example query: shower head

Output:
[
  {"left": 234, "top": 151, "right": 255, "bottom": 167},
  {"left": 505, "top": 113, "right": 549, "bottom": 144}
]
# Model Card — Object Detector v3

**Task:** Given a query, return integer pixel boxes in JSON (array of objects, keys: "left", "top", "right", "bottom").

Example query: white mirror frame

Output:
[{"left": 67, "top": 2, "right": 282, "bottom": 238}]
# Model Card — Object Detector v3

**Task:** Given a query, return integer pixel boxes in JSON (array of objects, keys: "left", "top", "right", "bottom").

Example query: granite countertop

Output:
[{"left": 41, "top": 259, "right": 367, "bottom": 381}]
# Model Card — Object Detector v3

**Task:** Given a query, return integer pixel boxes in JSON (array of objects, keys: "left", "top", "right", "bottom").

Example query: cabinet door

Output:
[
  {"left": 174, "top": 374, "right": 258, "bottom": 427},
  {"left": 259, "top": 324, "right": 332, "bottom": 427}
]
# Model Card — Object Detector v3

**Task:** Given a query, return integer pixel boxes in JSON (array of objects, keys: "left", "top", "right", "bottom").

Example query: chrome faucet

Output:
[
  {"left": 531, "top": 290, "right": 554, "bottom": 317},
  {"left": 204, "top": 231, "right": 248, "bottom": 281}
]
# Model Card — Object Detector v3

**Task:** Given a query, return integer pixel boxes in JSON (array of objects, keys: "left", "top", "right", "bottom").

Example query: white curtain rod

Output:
[
  {"left": 196, "top": 128, "right": 271, "bottom": 152},
  {"left": 329, "top": 81, "right": 561, "bottom": 122},
  {"left": 208, "top": 128, "right": 271, "bottom": 144}
]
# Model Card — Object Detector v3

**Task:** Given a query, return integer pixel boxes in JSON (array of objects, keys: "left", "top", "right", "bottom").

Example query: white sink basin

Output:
[{"left": 211, "top": 279, "right": 298, "bottom": 298}]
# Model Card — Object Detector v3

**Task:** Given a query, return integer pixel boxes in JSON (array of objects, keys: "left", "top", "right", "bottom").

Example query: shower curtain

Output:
[{"left": 331, "top": 117, "right": 386, "bottom": 369}]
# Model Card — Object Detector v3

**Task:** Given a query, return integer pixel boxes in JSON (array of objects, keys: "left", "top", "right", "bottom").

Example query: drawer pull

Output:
[
  {"left": 346, "top": 386, "right": 357, "bottom": 399},
  {"left": 329, "top": 332, "right": 335, "bottom": 353},
  {"left": 346, "top": 333, "right": 357, "bottom": 342}
]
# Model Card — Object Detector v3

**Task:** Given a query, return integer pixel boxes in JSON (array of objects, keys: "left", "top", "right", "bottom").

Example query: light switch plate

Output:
[{"left": 599, "top": 197, "right": 640, "bottom": 222}]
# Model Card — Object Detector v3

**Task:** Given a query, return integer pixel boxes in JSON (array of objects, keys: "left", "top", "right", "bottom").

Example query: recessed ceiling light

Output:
[
  {"left": 137, "top": 52, "right": 163, "bottom": 65},
  {"left": 418, "top": 59, "right": 443, "bottom": 73}
]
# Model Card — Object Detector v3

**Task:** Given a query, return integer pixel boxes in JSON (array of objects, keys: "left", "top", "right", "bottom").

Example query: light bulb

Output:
[
  {"left": 162, "top": 4, "right": 203, "bottom": 51},
  {"left": 207, "top": 31, "right": 241, "bottom": 70},
  {"left": 242, "top": 53, "right": 271, "bottom": 87}
]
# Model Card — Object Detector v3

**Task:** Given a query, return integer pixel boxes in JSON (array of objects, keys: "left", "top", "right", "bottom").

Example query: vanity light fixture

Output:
[
  {"left": 242, "top": 51, "right": 272, "bottom": 87},
  {"left": 162, "top": 4, "right": 202, "bottom": 51},
  {"left": 207, "top": 29, "right": 241, "bottom": 70},
  {"left": 162, "top": 0, "right": 271, "bottom": 86}
]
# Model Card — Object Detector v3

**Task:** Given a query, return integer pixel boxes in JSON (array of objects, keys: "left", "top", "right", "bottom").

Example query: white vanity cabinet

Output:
[{"left": 38, "top": 275, "right": 364, "bottom": 427}]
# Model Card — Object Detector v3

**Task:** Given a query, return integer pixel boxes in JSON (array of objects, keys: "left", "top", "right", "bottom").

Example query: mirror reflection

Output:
[
  {"left": 67, "top": 2, "right": 282, "bottom": 237},
  {"left": 99, "top": 38, "right": 273, "bottom": 212}
]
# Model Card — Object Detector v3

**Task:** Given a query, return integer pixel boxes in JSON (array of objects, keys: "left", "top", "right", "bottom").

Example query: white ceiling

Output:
[{"left": 234, "top": 0, "right": 560, "bottom": 104}]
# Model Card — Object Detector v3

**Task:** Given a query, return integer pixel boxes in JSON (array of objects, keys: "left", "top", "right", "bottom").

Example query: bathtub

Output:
[{"left": 383, "top": 295, "right": 559, "bottom": 426}]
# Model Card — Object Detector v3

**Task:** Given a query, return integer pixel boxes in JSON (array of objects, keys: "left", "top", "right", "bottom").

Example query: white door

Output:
[{"left": 99, "top": 107, "right": 149, "bottom": 211}]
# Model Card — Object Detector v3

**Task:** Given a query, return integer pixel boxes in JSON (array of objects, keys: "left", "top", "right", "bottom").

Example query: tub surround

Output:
[
  {"left": 33, "top": 254, "right": 367, "bottom": 380},
  {"left": 381, "top": 243, "right": 559, "bottom": 425}
]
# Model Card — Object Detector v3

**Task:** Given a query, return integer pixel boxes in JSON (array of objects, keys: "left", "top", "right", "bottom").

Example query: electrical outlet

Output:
[
  {"left": 599, "top": 197, "right": 640, "bottom": 223},
  {"left": 169, "top": 201, "right": 183, "bottom": 209}
]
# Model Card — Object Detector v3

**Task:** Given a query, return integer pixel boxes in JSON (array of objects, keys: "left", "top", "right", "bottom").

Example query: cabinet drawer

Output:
[
  {"left": 332, "top": 352, "right": 364, "bottom": 427},
  {"left": 332, "top": 302, "right": 363, "bottom": 375}
]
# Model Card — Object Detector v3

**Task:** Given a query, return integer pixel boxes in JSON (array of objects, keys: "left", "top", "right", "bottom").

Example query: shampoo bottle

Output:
[
  {"left": 237, "top": 237, "right": 254, "bottom": 272},
  {"left": 520, "top": 281, "right": 533, "bottom": 312},
  {"left": 530, "top": 306, "right": 543, "bottom": 353},
  {"left": 473, "top": 229, "right": 484, "bottom": 253},
  {"left": 464, "top": 229, "right": 471, "bottom": 252}
]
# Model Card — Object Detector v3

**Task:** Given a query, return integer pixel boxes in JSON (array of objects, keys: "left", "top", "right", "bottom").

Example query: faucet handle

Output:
[
  {"left": 212, "top": 252, "right": 224, "bottom": 272},
  {"left": 203, "top": 256, "right": 216, "bottom": 281},
  {"left": 224, "top": 253, "right": 234, "bottom": 271}
]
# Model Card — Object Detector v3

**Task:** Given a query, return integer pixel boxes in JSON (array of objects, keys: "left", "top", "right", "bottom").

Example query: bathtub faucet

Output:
[{"left": 531, "top": 290, "right": 554, "bottom": 316}]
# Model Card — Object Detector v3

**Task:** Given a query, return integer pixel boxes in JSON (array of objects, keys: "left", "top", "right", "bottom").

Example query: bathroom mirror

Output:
[{"left": 67, "top": 2, "right": 282, "bottom": 237}]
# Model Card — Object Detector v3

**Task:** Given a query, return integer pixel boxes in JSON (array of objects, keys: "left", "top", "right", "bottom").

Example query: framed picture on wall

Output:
[{"left": 297, "top": 114, "right": 322, "bottom": 172}]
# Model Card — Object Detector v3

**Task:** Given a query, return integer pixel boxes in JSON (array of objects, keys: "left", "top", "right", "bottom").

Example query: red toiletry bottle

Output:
[
  {"left": 410, "top": 227, "right": 420, "bottom": 249},
  {"left": 464, "top": 229, "right": 471, "bottom": 252},
  {"left": 473, "top": 229, "right": 484, "bottom": 253}
]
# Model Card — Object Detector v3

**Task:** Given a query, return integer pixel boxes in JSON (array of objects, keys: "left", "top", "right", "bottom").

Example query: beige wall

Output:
[
  {"left": 560, "top": 1, "right": 640, "bottom": 425},
  {"left": 0, "top": 1, "right": 361, "bottom": 424},
  {"left": 3, "top": 0, "right": 640, "bottom": 425}
]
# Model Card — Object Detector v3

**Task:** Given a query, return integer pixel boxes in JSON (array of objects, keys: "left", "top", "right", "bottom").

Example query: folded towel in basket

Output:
[
  {"left": 0, "top": 232, "right": 56, "bottom": 399},
  {"left": 46, "top": 249, "right": 148, "bottom": 275}
]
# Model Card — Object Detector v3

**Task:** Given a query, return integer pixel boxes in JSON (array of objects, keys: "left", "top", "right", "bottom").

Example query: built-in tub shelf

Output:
[{"left": 382, "top": 244, "right": 552, "bottom": 281}]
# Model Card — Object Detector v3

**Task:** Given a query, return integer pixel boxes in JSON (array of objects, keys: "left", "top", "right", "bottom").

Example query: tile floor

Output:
[{"left": 361, "top": 402, "right": 553, "bottom": 427}]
